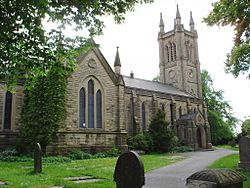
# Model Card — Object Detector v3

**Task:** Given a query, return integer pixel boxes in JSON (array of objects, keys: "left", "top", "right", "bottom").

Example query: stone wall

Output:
[
  {"left": 124, "top": 86, "right": 204, "bottom": 139},
  {"left": 58, "top": 48, "right": 127, "bottom": 152},
  {"left": 0, "top": 83, "right": 24, "bottom": 151},
  {"left": 47, "top": 131, "right": 127, "bottom": 154}
]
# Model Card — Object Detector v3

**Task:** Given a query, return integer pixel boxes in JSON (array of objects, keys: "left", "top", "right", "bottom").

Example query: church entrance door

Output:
[
  {"left": 196, "top": 126, "right": 207, "bottom": 149},
  {"left": 197, "top": 128, "right": 202, "bottom": 148}
]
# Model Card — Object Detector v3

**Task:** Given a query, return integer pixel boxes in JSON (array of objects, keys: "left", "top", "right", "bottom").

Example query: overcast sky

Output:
[{"left": 93, "top": 0, "right": 250, "bottom": 127}]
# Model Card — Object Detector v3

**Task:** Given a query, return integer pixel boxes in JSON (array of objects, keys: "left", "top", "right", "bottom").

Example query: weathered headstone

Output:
[
  {"left": 34, "top": 143, "right": 42, "bottom": 174},
  {"left": 186, "top": 168, "right": 246, "bottom": 188},
  {"left": 114, "top": 151, "right": 145, "bottom": 188},
  {"left": 238, "top": 136, "right": 250, "bottom": 169}
]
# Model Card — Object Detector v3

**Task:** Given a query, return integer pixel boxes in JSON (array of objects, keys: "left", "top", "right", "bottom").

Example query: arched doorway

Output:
[
  {"left": 197, "top": 128, "right": 202, "bottom": 148},
  {"left": 196, "top": 126, "right": 207, "bottom": 148}
]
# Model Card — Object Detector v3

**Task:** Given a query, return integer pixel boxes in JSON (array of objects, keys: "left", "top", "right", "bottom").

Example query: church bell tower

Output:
[{"left": 158, "top": 5, "right": 202, "bottom": 98}]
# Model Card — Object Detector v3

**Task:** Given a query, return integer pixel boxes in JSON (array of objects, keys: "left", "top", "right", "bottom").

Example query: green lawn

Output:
[
  {"left": 215, "top": 145, "right": 239, "bottom": 151},
  {"left": 209, "top": 154, "right": 250, "bottom": 187},
  {"left": 0, "top": 153, "right": 184, "bottom": 188}
]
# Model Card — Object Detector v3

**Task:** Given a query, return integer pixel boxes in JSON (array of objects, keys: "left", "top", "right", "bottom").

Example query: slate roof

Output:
[{"left": 123, "top": 76, "right": 194, "bottom": 98}]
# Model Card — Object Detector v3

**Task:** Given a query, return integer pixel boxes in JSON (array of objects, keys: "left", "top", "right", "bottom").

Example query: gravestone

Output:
[
  {"left": 34, "top": 143, "right": 42, "bottom": 174},
  {"left": 186, "top": 168, "right": 246, "bottom": 188},
  {"left": 114, "top": 151, "right": 145, "bottom": 188},
  {"left": 238, "top": 136, "right": 250, "bottom": 169}
]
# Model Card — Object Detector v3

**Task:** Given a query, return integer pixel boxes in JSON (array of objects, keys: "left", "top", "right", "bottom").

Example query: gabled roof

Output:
[
  {"left": 123, "top": 76, "right": 194, "bottom": 98},
  {"left": 77, "top": 46, "right": 119, "bottom": 85}
]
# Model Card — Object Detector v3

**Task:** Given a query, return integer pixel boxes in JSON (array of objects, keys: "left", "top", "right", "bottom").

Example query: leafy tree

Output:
[
  {"left": 242, "top": 119, "right": 250, "bottom": 136},
  {"left": 0, "top": 0, "right": 153, "bottom": 88},
  {"left": 152, "top": 74, "right": 160, "bottom": 82},
  {"left": 204, "top": 0, "right": 250, "bottom": 79},
  {"left": 208, "top": 111, "right": 233, "bottom": 145},
  {"left": 17, "top": 64, "right": 68, "bottom": 152},
  {"left": 201, "top": 70, "right": 238, "bottom": 145},
  {"left": 148, "top": 109, "right": 174, "bottom": 152}
]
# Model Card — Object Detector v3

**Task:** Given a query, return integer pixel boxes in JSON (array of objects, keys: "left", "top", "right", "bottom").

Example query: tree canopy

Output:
[
  {"left": 204, "top": 0, "right": 250, "bottom": 79},
  {"left": 201, "top": 70, "right": 238, "bottom": 144},
  {"left": 242, "top": 119, "right": 250, "bottom": 136},
  {"left": 0, "top": 0, "right": 153, "bottom": 89}
]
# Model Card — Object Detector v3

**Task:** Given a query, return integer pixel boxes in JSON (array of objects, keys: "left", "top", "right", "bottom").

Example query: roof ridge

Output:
[{"left": 123, "top": 75, "right": 195, "bottom": 98}]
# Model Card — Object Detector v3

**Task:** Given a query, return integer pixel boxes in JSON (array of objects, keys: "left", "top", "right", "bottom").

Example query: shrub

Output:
[
  {"left": 170, "top": 145, "right": 194, "bottom": 153},
  {"left": 93, "top": 152, "right": 107, "bottom": 158},
  {"left": 127, "top": 133, "right": 153, "bottom": 153},
  {"left": 0, "top": 155, "right": 32, "bottom": 162},
  {"left": 228, "top": 139, "right": 236, "bottom": 147},
  {"left": 68, "top": 150, "right": 93, "bottom": 160},
  {"left": 103, "top": 147, "right": 121, "bottom": 157},
  {"left": 148, "top": 109, "right": 174, "bottom": 153},
  {"left": 0, "top": 148, "right": 18, "bottom": 157},
  {"left": 171, "top": 136, "right": 180, "bottom": 148},
  {"left": 0, "top": 148, "right": 32, "bottom": 162}
]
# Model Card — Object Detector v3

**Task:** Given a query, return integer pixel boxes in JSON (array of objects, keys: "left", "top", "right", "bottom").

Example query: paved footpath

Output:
[{"left": 143, "top": 148, "right": 238, "bottom": 188}]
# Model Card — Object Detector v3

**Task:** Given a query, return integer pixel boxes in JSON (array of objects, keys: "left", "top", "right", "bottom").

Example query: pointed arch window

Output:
[
  {"left": 130, "top": 97, "right": 136, "bottom": 136},
  {"left": 141, "top": 102, "right": 146, "bottom": 133},
  {"left": 190, "top": 44, "right": 193, "bottom": 60},
  {"left": 173, "top": 43, "right": 177, "bottom": 60},
  {"left": 96, "top": 90, "right": 102, "bottom": 128},
  {"left": 179, "top": 106, "right": 182, "bottom": 117},
  {"left": 161, "top": 103, "right": 165, "bottom": 112},
  {"left": 170, "top": 103, "right": 174, "bottom": 125},
  {"left": 166, "top": 46, "right": 170, "bottom": 62},
  {"left": 4, "top": 91, "right": 12, "bottom": 129},
  {"left": 88, "top": 80, "right": 94, "bottom": 128},
  {"left": 170, "top": 43, "right": 173, "bottom": 61},
  {"left": 79, "top": 88, "right": 86, "bottom": 128}
]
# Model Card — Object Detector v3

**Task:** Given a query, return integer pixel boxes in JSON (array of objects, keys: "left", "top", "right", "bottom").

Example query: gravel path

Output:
[{"left": 143, "top": 148, "right": 238, "bottom": 188}]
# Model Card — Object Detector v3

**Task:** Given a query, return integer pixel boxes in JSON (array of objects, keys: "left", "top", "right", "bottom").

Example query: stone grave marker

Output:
[
  {"left": 186, "top": 168, "right": 246, "bottom": 188},
  {"left": 114, "top": 151, "right": 145, "bottom": 188},
  {"left": 238, "top": 136, "right": 250, "bottom": 169},
  {"left": 34, "top": 143, "right": 42, "bottom": 174}
]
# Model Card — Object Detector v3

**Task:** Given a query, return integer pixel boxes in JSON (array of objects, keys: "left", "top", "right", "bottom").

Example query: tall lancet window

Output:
[
  {"left": 79, "top": 88, "right": 86, "bottom": 128},
  {"left": 166, "top": 46, "right": 170, "bottom": 62},
  {"left": 190, "top": 44, "right": 193, "bottom": 61},
  {"left": 4, "top": 91, "right": 12, "bottom": 130},
  {"left": 161, "top": 103, "right": 165, "bottom": 112},
  {"left": 173, "top": 43, "right": 177, "bottom": 60},
  {"left": 170, "top": 103, "right": 174, "bottom": 126},
  {"left": 186, "top": 41, "right": 191, "bottom": 59},
  {"left": 179, "top": 106, "right": 182, "bottom": 117},
  {"left": 170, "top": 43, "right": 173, "bottom": 61},
  {"left": 96, "top": 89, "right": 102, "bottom": 128},
  {"left": 141, "top": 102, "right": 146, "bottom": 133},
  {"left": 88, "top": 80, "right": 94, "bottom": 128}
]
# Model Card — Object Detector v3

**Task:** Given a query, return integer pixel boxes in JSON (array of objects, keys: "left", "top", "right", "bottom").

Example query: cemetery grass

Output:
[
  {"left": 208, "top": 154, "right": 250, "bottom": 187},
  {"left": 216, "top": 145, "right": 239, "bottom": 151},
  {"left": 0, "top": 153, "right": 184, "bottom": 188}
]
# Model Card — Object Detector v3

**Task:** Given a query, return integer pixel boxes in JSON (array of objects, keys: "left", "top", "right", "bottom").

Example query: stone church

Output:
[{"left": 0, "top": 7, "right": 212, "bottom": 153}]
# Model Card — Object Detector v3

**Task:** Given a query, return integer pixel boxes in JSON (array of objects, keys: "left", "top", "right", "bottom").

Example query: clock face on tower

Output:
[{"left": 169, "top": 70, "right": 175, "bottom": 78}]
